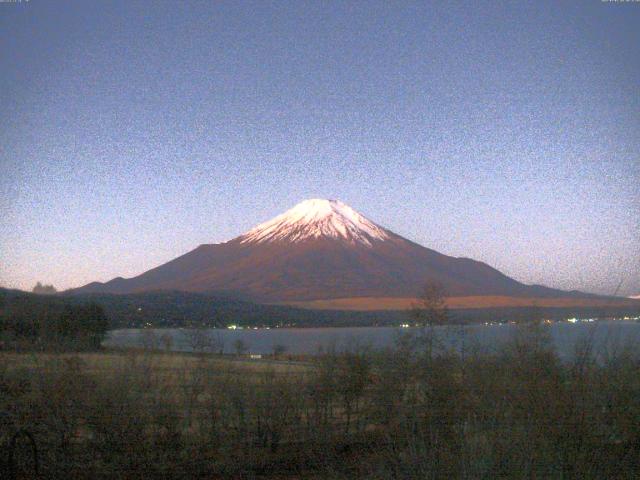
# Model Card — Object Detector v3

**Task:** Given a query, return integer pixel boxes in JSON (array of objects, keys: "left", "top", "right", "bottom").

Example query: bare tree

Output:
[
  {"left": 160, "top": 332, "right": 173, "bottom": 352},
  {"left": 411, "top": 281, "right": 449, "bottom": 327},
  {"left": 140, "top": 329, "right": 158, "bottom": 351},
  {"left": 184, "top": 324, "right": 223, "bottom": 355},
  {"left": 336, "top": 347, "right": 371, "bottom": 434},
  {"left": 272, "top": 344, "right": 287, "bottom": 359},
  {"left": 233, "top": 339, "right": 248, "bottom": 357},
  {"left": 410, "top": 281, "right": 449, "bottom": 358}
]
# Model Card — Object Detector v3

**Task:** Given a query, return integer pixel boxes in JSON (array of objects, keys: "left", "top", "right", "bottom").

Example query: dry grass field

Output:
[
  {"left": 2, "top": 325, "right": 640, "bottom": 478},
  {"left": 3, "top": 350, "right": 312, "bottom": 376},
  {"left": 280, "top": 295, "right": 640, "bottom": 311}
]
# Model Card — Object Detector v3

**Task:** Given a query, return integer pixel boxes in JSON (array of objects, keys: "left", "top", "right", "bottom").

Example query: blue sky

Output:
[{"left": 1, "top": 0, "right": 639, "bottom": 295}]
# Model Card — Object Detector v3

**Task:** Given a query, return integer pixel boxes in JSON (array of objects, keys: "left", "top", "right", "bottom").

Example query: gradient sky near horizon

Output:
[{"left": 1, "top": 0, "right": 639, "bottom": 296}]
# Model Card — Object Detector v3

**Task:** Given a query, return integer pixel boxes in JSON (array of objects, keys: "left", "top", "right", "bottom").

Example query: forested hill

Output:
[
  {"left": 0, "top": 288, "right": 403, "bottom": 329},
  {"left": 1, "top": 288, "right": 638, "bottom": 331},
  {"left": 62, "top": 290, "right": 407, "bottom": 328}
]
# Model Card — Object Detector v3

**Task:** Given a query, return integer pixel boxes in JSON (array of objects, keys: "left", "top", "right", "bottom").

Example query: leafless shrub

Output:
[
  {"left": 184, "top": 328, "right": 223, "bottom": 355},
  {"left": 3, "top": 322, "right": 640, "bottom": 478}
]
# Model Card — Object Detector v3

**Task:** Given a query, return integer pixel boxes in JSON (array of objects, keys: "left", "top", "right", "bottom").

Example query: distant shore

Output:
[{"left": 278, "top": 295, "right": 640, "bottom": 311}]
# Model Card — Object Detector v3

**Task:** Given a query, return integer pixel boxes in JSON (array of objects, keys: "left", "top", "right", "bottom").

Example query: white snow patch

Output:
[{"left": 239, "top": 199, "right": 390, "bottom": 247}]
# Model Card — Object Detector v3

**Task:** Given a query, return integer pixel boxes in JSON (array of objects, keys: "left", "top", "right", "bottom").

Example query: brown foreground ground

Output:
[
  {"left": 2, "top": 324, "right": 640, "bottom": 479},
  {"left": 280, "top": 295, "right": 640, "bottom": 311}
]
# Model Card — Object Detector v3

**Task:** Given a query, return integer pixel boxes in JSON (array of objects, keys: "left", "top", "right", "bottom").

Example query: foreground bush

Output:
[{"left": 1, "top": 324, "right": 639, "bottom": 479}]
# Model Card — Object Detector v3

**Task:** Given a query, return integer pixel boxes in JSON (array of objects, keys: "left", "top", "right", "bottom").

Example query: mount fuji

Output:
[{"left": 69, "top": 199, "right": 601, "bottom": 304}]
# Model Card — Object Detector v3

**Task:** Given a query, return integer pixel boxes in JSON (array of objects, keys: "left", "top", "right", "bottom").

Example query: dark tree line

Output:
[
  {"left": 32, "top": 282, "right": 57, "bottom": 295},
  {"left": 0, "top": 293, "right": 109, "bottom": 350}
]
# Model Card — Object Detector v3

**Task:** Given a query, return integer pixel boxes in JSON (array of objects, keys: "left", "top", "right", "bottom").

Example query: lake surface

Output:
[{"left": 105, "top": 321, "right": 640, "bottom": 359}]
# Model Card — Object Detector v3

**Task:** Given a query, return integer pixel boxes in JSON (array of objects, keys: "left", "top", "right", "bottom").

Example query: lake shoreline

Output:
[{"left": 104, "top": 320, "right": 640, "bottom": 358}]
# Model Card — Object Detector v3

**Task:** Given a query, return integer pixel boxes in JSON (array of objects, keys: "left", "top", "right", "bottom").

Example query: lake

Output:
[{"left": 105, "top": 320, "right": 640, "bottom": 359}]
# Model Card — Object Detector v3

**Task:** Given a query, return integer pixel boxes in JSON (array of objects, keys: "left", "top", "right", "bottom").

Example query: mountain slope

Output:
[{"left": 69, "top": 199, "right": 595, "bottom": 302}]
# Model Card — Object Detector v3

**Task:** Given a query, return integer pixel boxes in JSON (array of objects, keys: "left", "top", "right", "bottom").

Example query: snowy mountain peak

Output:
[{"left": 239, "top": 199, "right": 390, "bottom": 246}]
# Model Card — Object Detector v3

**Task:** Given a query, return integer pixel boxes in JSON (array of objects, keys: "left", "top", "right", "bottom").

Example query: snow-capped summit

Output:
[{"left": 239, "top": 199, "right": 390, "bottom": 246}]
